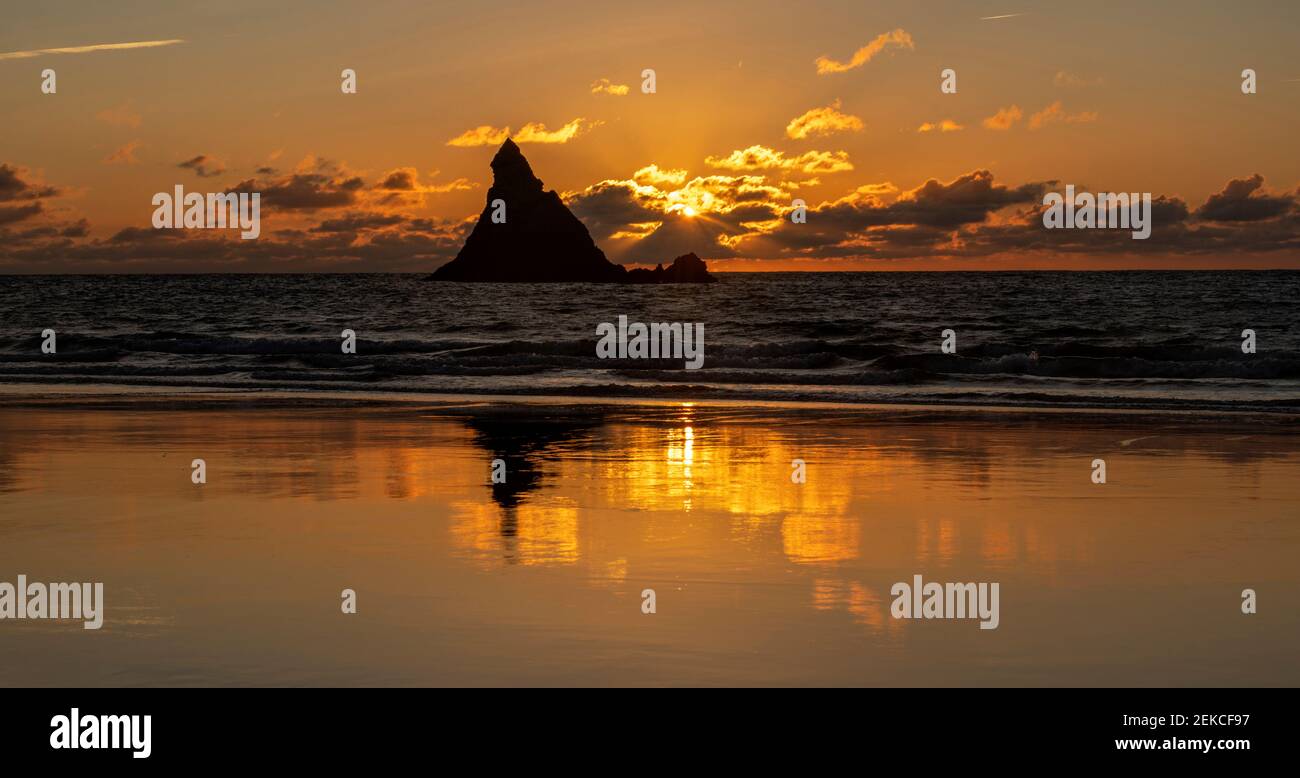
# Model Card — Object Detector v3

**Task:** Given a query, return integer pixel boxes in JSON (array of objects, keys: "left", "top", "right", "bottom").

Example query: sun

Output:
[{"left": 681, "top": 206, "right": 698, "bottom": 217}]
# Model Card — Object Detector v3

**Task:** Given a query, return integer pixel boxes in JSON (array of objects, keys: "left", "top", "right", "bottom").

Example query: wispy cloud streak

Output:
[{"left": 0, "top": 39, "right": 185, "bottom": 61}]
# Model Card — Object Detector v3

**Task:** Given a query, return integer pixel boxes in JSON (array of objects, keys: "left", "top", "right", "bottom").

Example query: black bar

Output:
[{"left": 1, "top": 688, "right": 1286, "bottom": 766}]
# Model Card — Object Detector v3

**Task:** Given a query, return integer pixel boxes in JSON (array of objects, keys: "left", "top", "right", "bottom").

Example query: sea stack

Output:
[
  {"left": 624, "top": 252, "right": 717, "bottom": 284},
  {"left": 432, "top": 139, "right": 715, "bottom": 283}
]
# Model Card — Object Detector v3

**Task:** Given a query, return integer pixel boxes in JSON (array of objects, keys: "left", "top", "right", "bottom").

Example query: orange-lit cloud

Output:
[
  {"left": 566, "top": 166, "right": 794, "bottom": 261},
  {"left": 103, "top": 140, "right": 142, "bottom": 165},
  {"left": 632, "top": 164, "right": 688, "bottom": 187},
  {"left": 786, "top": 99, "right": 864, "bottom": 139},
  {"left": 590, "top": 78, "right": 629, "bottom": 96},
  {"left": 917, "top": 119, "right": 963, "bottom": 133},
  {"left": 815, "top": 29, "right": 914, "bottom": 74},
  {"left": 857, "top": 182, "right": 899, "bottom": 196},
  {"left": 446, "top": 125, "right": 511, "bottom": 148},
  {"left": 570, "top": 165, "right": 1060, "bottom": 263},
  {"left": 516, "top": 118, "right": 600, "bottom": 144},
  {"left": 1028, "top": 101, "right": 1098, "bottom": 129},
  {"left": 447, "top": 118, "right": 599, "bottom": 147},
  {"left": 427, "top": 178, "right": 476, "bottom": 193},
  {"left": 705, "top": 145, "right": 853, "bottom": 174},
  {"left": 0, "top": 38, "right": 184, "bottom": 60},
  {"left": 981, "top": 105, "right": 1023, "bottom": 130}
]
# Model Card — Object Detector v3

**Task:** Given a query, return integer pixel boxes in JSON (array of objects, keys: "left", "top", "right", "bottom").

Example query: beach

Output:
[{"left": 1, "top": 388, "right": 1295, "bottom": 687}]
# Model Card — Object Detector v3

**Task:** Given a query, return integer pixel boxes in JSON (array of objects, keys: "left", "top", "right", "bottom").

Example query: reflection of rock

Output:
[
  {"left": 460, "top": 408, "right": 603, "bottom": 510},
  {"left": 431, "top": 139, "right": 716, "bottom": 283}
]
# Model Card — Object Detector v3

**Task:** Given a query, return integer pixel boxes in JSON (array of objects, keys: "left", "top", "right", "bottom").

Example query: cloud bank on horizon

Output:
[{"left": 3, "top": 152, "right": 1298, "bottom": 273}]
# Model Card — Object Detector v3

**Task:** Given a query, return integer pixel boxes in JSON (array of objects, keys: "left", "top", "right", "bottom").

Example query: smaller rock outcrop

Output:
[{"left": 624, "top": 253, "right": 717, "bottom": 284}]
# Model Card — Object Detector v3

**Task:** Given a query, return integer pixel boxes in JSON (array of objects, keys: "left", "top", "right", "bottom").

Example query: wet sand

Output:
[{"left": 0, "top": 391, "right": 1296, "bottom": 686}]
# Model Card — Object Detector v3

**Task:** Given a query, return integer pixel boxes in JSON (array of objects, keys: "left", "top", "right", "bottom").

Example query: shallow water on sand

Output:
[{"left": 0, "top": 400, "right": 1296, "bottom": 686}]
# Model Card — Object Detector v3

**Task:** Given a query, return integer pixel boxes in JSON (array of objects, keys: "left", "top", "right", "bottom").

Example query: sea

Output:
[{"left": 2, "top": 270, "right": 1297, "bottom": 411}]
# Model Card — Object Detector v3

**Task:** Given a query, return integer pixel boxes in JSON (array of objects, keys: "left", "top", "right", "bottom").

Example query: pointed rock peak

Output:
[
  {"left": 493, "top": 137, "right": 521, "bottom": 161},
  {"left": 490, "top": 138, "right": 541, "bottom": 192}
]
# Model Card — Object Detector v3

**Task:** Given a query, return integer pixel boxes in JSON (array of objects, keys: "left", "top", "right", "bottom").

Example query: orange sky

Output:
[{"left": 2, "top": 0, "right": 1298, "bottom": 271}]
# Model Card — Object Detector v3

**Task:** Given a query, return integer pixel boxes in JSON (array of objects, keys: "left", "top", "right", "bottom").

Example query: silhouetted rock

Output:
[
  {"left": 432, "top": 139, "right": 716, "bottom": 283},
  {"left": 624, "top": 253, "right": 717, "bottom": 284}
]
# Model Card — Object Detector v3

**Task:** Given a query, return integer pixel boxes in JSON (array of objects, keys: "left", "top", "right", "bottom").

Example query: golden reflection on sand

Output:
[
  {"left": 1, "top": 401, "right": 1297, "bottom": 685},
  {"left": 449, "top": 498, "right": 581, "bottom": 567}
]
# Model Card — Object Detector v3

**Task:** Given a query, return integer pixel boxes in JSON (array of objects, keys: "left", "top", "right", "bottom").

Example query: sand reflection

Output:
[{"left": 0, "top": 400, "right": 1297, "bottom": 685}]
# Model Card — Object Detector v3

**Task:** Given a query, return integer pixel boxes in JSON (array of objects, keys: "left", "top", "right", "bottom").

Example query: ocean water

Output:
[{"left": 1, "top": 271, "right": 1297, "bottom": 410}]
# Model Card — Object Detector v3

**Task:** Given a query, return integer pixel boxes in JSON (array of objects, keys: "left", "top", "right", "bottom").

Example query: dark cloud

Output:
[
  {"left": 1194, "top": 174, "right": 1295, "bottom": 222},
  {"left": 566, "top": 181, "right": 662, "bottom": 242},
  {"left": 310, "top": 212, "right": 407, "bottom": 233},
  {"left": 747, "top": 173, "right": 1299, "bottom": 261},
  {"left": 921, "top": 188, "right": 1300, "bottom": 259},
  {"left": 2, "top": 213, "right": 466, "bottom": 272},
  {"left": 876, "top": 170, "right": 1052, "bottom": 228},
  {"left": 110, "top": 226, "right": 181, "bottom": 243},
  {"left": 0, "top": 202, "right": 43, "bottom": 225},
  {"left": 0, "top": 164, "right": 60, "bottom": 202},
  {"left": 740, "top": 171, "right": 1052, "bottom": 259},
  {"left": 0, "top": 165, "right": 63, "bottom": 228},
  {"left": 178, "top": 155, "right": 226, "bottom": 178},
  {"left": 227, "top": 169, "right": 364, "bottom": 211},
  {"left": 0, "top": 155, "right": 485, "bottom": 271},
  {"left": 61, "top": 219, "right": 90, "bottom": 238},
  {"left": 372, "top": 168, "right": 478, "bottom": 206},
  {"left": 378, "top": 168, "right": 417, "bottom": 190}
]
